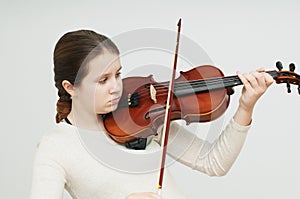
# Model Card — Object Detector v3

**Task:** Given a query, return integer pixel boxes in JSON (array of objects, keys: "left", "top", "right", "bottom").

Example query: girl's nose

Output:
[{"left": 109, "top": 78, "right": 122, "bottom": 94}]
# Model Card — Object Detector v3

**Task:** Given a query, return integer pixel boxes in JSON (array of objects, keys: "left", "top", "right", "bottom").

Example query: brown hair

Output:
[{"left": 53, "top": 29, "right": 119, "bottom": 123}]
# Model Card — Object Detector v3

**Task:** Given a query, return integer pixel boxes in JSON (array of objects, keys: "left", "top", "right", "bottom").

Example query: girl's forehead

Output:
[{"left": 88, "top": 53, "right": 121, "bottom": 74}]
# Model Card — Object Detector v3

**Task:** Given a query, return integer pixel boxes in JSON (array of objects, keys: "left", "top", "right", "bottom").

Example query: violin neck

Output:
[{"left": 174, "top": 70, "right": 278, "bottom": 97}]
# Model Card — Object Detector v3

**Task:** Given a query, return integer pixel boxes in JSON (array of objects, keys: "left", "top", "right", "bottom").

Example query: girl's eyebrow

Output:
[{"left": 96, "top": 66, "right": 122, "bottom": 79}]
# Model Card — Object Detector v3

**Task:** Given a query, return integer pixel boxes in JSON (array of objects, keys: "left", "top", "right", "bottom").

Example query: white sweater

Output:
[{"left": 30, "top": 119, "right": 250, "bottom": 199}]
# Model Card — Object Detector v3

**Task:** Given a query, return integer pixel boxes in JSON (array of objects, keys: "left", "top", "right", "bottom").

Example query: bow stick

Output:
[{"left": 157, "top": 18, "right": 182, "bottom": 195}]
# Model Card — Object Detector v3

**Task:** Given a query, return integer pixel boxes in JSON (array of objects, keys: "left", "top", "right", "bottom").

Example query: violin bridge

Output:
[{"left": 150, "top": 84, "right": 157, "bottom": 103}]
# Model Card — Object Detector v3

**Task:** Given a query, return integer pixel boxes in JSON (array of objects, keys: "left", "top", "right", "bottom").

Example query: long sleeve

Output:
[
  {"left": 30, "top": 136, "right": 67, "bottom": 199},
  {"left": 165, "top": 119, "right": 250, "bottom": 176},
  {"left": 29, "top": 123, "right": 191, "bottom": 199}
]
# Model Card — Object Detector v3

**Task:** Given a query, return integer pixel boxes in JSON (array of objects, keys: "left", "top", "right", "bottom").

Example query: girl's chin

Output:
[{"left": 97, "top": 106, "right": 118, "bottom": 115}]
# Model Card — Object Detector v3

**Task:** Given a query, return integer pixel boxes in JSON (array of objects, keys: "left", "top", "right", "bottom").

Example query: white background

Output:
[{"left": 1, "top": 0, "right": 300, "bottom": 198}]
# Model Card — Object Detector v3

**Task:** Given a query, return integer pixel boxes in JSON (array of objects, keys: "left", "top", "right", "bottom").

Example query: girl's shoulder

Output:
[{"left": 37, "top": 122, "right": 79, "bottom": 149}]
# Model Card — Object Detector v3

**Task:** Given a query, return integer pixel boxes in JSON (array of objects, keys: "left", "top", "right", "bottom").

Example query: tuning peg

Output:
[
  {"left": 298, "top": 84, "right": 300, "bottom": 95},
  {"left": 276, "top": 61, "right": 283, "bottom": 71},
  {"left": 289, "top": 63, "right": 296, "bottom": 72},
  {"left": 286, "top": 80, "right": 291, "bottom": 93}
]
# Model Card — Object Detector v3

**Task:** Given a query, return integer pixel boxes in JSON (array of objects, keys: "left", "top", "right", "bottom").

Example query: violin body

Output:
[{"left": 103, "top": 65, "right": 232, "bottom": 144}]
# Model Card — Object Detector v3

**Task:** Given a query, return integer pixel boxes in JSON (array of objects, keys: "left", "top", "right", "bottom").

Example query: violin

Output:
[{"left": 103, "top": 61, "right": 300, "bottom": 145}]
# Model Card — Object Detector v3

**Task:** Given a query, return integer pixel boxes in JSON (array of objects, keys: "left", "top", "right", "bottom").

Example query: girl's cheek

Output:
[{"left": 119, "top": 81, "right": 123, "bottom": 91}]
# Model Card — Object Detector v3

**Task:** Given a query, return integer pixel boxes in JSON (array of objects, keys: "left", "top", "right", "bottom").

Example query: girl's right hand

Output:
[{"left": 125, "top": 192, "right": 163, "bottom": 199}]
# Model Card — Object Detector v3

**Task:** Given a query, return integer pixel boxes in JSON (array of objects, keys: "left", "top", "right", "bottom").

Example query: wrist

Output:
[{"left": 233, "top": 105, "right": 254, "bottom": 126}]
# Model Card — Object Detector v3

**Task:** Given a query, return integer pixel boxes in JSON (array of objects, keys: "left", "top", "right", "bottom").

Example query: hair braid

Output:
[{"left": 55, "top": 85, "right": 72, "bottom": 123}]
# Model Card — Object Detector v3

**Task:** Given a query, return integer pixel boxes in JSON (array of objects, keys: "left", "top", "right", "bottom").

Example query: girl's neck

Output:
[{"left": 67, "top": 109, "right": 106, "bottom": 132}]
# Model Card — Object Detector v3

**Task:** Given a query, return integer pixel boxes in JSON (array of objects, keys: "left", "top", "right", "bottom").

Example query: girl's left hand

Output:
[
  {"left": 234, "top": 68, "right": 274, "bottom": 126},
  {"left": 237, "top": 68, "right": 274, "bottom": 112}
]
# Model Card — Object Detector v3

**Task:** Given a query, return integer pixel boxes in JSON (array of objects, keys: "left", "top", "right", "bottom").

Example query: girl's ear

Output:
[{"left": 62, "top": 80, "right": 76, "bottom": 97}]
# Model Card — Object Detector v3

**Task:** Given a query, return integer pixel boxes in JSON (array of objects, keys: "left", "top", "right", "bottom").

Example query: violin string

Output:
[
  {"left": 135, "top": 77, "right": 239, "bottom": 100},
  {"left": 138, "top": 75, "right": 240, "bottom": 95},
  {"left": 172, "top": 70, "right": 277, "bottom": 90},
  {"left": 135, "top": 75, "right": 241, "bottom": 100},
  {"left": 165, "top": 75, "right": 239, "bottom": 90},
  {"left": 132, "top": 71, "right": 278, "bottom": 102},
  {"left": 141, "top": 70, "right": 277, "bottom": 94}
]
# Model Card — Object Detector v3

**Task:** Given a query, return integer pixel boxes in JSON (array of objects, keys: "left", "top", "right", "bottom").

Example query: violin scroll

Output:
[{"left": 274, "top": 61, "right": 300, "bottom": 94}]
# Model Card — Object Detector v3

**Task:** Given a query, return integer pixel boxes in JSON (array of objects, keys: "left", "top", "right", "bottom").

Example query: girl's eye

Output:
[
  {"left": 98, "top": 78, "right": 107, "bottom": 84},
  {"left": 116, "top": 72, "right": 121, "bottom": 78}
]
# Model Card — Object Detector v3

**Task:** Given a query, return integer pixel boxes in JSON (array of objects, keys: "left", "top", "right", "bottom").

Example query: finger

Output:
[
  {"left": 147, "top": 192, "right": 163, "bottom": 199},
  {"left": 237, "top": 71, "right": 255, "bottom": 92},
  {"left": 245, "top": 71, "right": 260, "bottom": 89},
  {"left": 256, "top": 67, "right": 265, "bottom": 73},
  {"left": 152, "top": 194, "right": 163, "bottom": 199},
  {"left": 254, "top": 68, "right": 274, "bottom": 87},
  {"left": 263, "top": 72, "right": 275, "bottom": 86},
  {"left": 250, "top": 71, "right": 266, "bottom": 88}
]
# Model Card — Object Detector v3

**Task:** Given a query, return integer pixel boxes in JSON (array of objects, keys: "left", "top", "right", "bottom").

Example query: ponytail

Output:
[{"left": 55, "top": 95, "right": 71, "bottom": 123}]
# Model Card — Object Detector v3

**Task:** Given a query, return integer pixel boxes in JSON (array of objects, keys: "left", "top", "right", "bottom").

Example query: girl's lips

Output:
[{"left": 110, "top": 97, "right": 120, "bottom": 105}]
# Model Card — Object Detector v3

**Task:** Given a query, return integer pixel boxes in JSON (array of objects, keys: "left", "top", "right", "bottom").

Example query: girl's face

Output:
[{"left": 74, "top": 52, "right": 123, "bottom": 115}]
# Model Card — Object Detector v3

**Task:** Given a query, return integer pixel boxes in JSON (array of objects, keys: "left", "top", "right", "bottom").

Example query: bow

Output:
[{"left": 157, "top": 18, "right": 182, "bottom": 195}]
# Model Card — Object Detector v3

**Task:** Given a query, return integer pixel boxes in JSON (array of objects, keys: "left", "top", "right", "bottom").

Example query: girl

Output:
[{"left": 30, "top": 29, "right": 274, "bottom": 199}]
